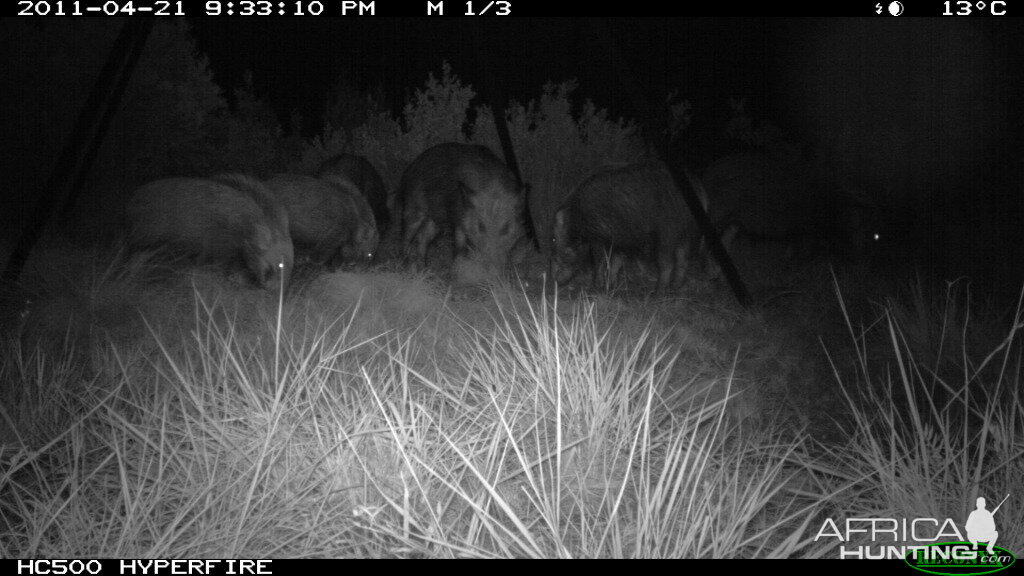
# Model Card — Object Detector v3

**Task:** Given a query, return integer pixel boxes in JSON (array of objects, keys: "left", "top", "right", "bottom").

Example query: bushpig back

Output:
[
  {"left": 317, "top": 154, "right": 390, "bottom": 233},
  {"left": 127, "top": 174, "right": 293, "bottom": 289},
  {"left": 266, "top": 173, "right": 378, "bottom": 267},
  {"left": 703, "top": 152, "right": 876, "bottom": 260},
  {"left": 553, "top": 160, "right": 705, "bottom": 291}
]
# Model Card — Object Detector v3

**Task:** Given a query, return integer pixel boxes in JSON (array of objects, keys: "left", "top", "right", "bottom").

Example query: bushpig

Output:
[
  {"left": 399, "top": 143, "right": 525, "bottom": 285},
  {"left": 265, "top": 173, "right": 379, "bottom": 268},
  {"left": 702, "top": 152, "right": 878, "bottom": 262},
  {"left": 317, "top": 154, "right": 390, "bottom": 234},
  {"left": 551, "top": 160, "right": 707, "bottom": 293},
  {"left": 126, "top": 174, "right": 293, "bottom": 289}
]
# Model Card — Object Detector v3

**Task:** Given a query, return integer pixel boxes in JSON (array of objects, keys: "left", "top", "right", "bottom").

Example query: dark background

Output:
[
  {"left": 192, "top": 17, "right": 1024, "bottom": 295},
  {"left": 4, "top": 17, "right": 1024, "bottom": 296},
  {"left": 186, "top": 17, "right": 1023, "bottom": 201},
  {"left": 188, "top": 18, "right": 773, "bottom": 134}
]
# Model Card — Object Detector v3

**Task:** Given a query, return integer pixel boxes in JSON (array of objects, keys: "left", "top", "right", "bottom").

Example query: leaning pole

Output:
[
  {"left": 586, "top": 18, "right": 752, "bottom": 307},
  {"left": 2, "top": 18, "right": 154, "bottom": 284}
]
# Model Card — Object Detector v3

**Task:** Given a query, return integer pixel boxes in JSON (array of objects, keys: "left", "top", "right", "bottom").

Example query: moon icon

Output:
[{"left": 888, "top": 1, "right": 904, "bottom": 15}]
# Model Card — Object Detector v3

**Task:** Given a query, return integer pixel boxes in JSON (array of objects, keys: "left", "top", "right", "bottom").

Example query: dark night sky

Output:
[
  {"left": 187, "top": 18, "right": 775, "bottom": 131},
  {"left": 185, "top": 18, "right": 1024, "bottom": 187},
  {"left": 186, "top": 17, "right": 1024, "bottom": 195},
  {"left": 4, "top": 17, "right": 1022, "bottom": 205}
]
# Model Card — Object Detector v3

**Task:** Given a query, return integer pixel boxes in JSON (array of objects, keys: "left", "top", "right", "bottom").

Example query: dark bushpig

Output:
[
  {"left": 399, "top": 143, "right": 525, "bottom": 285},
  {"left": 265, "top": 174, "right": 379, "bottom": 268},
  {"left": 702, "top": 152, "right": 878, "bottom": 262},
  {"left": 126, "top": 174, "right": 293, "bottom": 289},
  {"left": 317, "top": 154, "right": 390, "bottom": 234},
  {"left": 551, "top": 160, "right": 708, "bottom": 293}
]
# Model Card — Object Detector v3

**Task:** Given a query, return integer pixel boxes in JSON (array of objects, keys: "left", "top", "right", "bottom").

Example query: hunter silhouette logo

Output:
[
  {"left": 904, "top": 494, "right": 1016, "bottom": 575},
  {"left": 966, "top": 495, "right": 1005, "bottom": 555}
]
